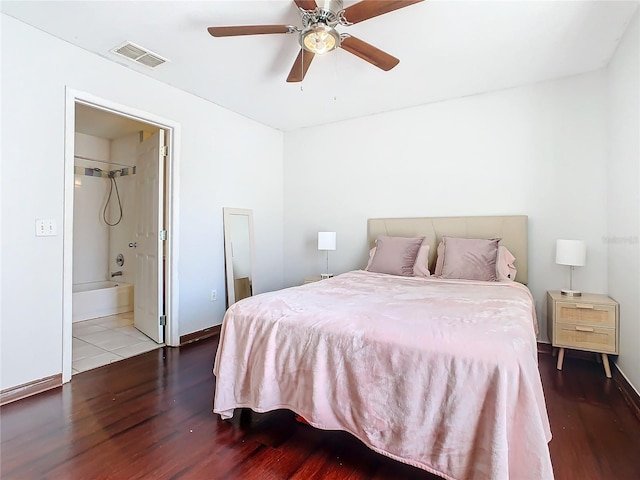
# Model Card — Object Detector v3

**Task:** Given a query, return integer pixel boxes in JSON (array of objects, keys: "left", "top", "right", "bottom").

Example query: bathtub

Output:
[{"left": 72, "top": 281, "right": 134, "bottom": 323}]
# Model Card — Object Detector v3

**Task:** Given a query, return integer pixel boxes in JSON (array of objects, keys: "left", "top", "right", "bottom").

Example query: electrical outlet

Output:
[{"left": 210, "top": 290, "right": 217, "bottom": 302}]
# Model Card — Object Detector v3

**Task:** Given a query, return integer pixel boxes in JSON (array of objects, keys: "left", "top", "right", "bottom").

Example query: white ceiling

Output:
[{"left": 3, "top": 1, "right": 638, "bottom": 131}]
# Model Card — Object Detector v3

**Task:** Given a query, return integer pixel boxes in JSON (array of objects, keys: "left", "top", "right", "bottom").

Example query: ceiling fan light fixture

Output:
[
  {"left": 207, "top": 0, "right": 425, "bottom": 82},
  {"left": 301, "top": 24, "right": 340, "bottom": 55}
]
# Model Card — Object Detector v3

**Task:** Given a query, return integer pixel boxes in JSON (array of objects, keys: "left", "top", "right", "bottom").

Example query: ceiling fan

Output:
[{"left": 207, "top": 0, "right": 425, "bottom": 83}]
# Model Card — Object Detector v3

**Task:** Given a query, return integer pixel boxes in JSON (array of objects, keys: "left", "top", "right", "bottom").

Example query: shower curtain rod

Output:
[{"left": 74, "top": 155, "right": 135, "bottom": 169}]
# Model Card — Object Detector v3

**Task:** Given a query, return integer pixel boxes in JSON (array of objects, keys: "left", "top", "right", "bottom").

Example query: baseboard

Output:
[
  {"left": 612, "top": 364, "right": 640, "bottom": 422},
  {"left": 0, "top": 374, "right": 62, "bottom": 406},
  {"left": 179, "top": 325, "right": 221, "bottom": 346}
]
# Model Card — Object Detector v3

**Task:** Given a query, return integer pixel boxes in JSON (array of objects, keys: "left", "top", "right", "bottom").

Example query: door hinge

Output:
[
  {"left": 159, "top": 315, "right": 166, "bottom": 326},
  {"left": 160, "top": 230, "right": 167, "bottom": 241},
  {"left": 160, "top": 145, "right": 168, "bottom": 157}
]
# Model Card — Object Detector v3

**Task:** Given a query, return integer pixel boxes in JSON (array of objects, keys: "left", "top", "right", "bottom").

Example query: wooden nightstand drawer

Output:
[
  {"left": 556, "top": 302, "right": 616, "bottom": 328},
  {"left": 555, "top": 323, "right": 616, "bottom": 353}
]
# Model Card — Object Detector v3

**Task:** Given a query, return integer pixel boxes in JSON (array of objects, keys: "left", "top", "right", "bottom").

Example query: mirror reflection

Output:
[{"left": 223, "top": 208, "right": 255, "bottom": 307}]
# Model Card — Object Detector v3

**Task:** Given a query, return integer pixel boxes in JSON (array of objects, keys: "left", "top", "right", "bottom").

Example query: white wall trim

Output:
[
  {"left": 63, "top": 88, "right": 181, "bottom": 383},
  {"left": 616, "top": 362, "right": 640, "bottom": 398}
]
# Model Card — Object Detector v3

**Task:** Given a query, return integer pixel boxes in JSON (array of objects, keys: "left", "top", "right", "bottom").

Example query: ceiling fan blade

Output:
[
  {"left": 340, "top": 36, "right": 399, "bottom": 71},
  {"left": 207, "top": 25, "right": 294, "bottom": 37},
  {"left": 286, "top": 49, "right": 315, "bottom": 83},
  {"left": 293, "top": 0, "right": 318, "bottom": 10},
  {"left": 342, "top": 0, "right": 424, "bottom": 25}
]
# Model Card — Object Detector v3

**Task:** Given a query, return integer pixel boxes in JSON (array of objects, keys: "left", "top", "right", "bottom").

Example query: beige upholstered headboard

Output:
[{"left": 367, "top": 215, "right": 528, "bottom": 284}]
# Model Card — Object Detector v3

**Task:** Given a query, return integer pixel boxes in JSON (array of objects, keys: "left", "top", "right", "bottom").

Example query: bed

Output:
[{"left": 213, "top": 216, "right": 553, "bottom": 480}]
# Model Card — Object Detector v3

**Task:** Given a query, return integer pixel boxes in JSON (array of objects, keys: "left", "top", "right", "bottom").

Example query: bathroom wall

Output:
[
  {"left": 73, "top": 133, "right": 110, "bottom": 284},
  {"left": 73, "top": 131, "right": 141, "bottom": 287},
  {"left": 108, "top": 132, "right": 141, "bottom": 285}
]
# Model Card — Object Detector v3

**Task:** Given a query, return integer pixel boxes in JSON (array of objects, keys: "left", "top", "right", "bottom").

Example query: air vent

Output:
[{"left": 110, "top": 41, "right": 168, "bottom": 68}]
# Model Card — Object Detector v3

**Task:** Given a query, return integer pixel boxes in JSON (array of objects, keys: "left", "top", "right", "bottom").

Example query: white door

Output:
[{"left": 133, "top": 131, "right": 165, "bottom": 343}]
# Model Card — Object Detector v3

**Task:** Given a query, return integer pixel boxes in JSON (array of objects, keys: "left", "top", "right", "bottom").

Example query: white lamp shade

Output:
[
  {"left": 318, "top": 231, "right": 337, "bottom": 251},
  {"left": 555, "top": 239, "right": 586, "bottom": 267}
]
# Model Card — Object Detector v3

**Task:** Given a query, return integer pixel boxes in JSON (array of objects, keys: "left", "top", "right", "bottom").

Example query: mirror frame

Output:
[{"left": 223, "top": 207, "right": 256, "bottom": 307}]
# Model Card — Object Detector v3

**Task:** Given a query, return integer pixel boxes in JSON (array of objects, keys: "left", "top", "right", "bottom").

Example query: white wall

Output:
[
  {"left": 606, "top": 10, "right": 640, "bottom": 392},
  {"left": 283, "top": 71, "right": 609, "bottom": 340},
  {"left": 73, "top": 133, "right": 111, "bottom": 284},
  {"left": 0, "top": 15, "right": 284, "bottom": 391}
]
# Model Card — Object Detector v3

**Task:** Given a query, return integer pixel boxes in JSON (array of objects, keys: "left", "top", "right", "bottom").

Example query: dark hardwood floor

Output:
[{"left": 1, "top": 336, "right": 639, "bottom": 479}]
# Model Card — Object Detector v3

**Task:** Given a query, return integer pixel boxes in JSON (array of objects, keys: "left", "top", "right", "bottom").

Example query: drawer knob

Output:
[
  {"left": 575, "top": 304, "right": 595, "bottom": 309},
  {"left": 575, "top": 326, "right": 595, "bottom": 332}
]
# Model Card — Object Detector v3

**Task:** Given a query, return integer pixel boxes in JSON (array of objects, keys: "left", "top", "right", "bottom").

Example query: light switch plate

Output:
[
  {"left": 46, "top": 219, "right": 57, "bottom": 236},
  {"left": 35, "top": 219, "right": 46, "bottom": 236},
  {"left": 35, "top": 218, "right": 57, "bottom": 236}
]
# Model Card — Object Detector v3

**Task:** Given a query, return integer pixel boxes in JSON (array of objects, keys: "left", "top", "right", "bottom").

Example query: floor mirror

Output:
[{"left": 223, "top": 208, "right": 255, "bottom": 307}]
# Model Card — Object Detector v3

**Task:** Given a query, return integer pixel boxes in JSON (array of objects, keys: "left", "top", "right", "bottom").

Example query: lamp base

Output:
[
  {"left": 320, "top": 273, "right": 333, "bottom": 280},
  {"left": 561, "top": 289, "right": 582, "bottom": 297}
]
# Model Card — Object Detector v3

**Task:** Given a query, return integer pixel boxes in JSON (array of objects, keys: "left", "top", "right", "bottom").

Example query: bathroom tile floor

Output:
[{"left": 72, "top": 312, "right": 162, "bottom": 374}]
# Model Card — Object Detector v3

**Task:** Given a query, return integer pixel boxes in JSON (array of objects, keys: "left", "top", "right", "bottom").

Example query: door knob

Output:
[{"left": 128, "top": 242, "right": 137, "bottom": 248}]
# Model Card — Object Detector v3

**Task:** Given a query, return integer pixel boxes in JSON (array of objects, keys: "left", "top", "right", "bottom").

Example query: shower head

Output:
[{"left": 93, "top": 167, "right": 102, "bottom": 172}]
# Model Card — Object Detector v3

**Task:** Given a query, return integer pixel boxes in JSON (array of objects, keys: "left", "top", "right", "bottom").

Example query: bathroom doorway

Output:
[{"left": 63, "top": 90, "right": 180, "bottom": 381}]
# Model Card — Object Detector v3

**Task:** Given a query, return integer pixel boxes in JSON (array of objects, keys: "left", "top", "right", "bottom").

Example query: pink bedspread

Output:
[{"left": 213, "top": 270, "right": 553, "bottom": 480}]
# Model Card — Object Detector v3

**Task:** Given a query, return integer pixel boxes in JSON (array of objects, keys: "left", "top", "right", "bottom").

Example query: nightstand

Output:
[
  {"left": 303, "top": 276, "right": 322, "bottom": 284},
  {"left": 547, "top": 291, "right": 619, "bottom": 378}
]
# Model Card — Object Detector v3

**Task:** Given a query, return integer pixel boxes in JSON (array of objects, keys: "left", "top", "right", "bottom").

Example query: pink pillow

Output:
[
  {"left": 366, "top": 243, "right": 431, "bottom": 277},
  {"left": 413, "top": 244, "right": 431, "bottom": 277},
  {"left": 434, "top": 240, "right": 445, "bottom": 276},
  {"left": 434, "top": 240, "right": 517, "bottom": 281},
  {"left": 497, "top": 245, "right": 517, "bottom": 281},
  {"left": 440, "top": 236, "right": 500, "bottom": 281},
  {"left": 366, "top": 236, "right": 425, "bottom": 277}
]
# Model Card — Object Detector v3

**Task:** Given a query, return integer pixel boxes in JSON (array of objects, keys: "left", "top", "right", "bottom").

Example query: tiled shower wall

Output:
[{"left": 73, "top": 132, "right": 138, "bottom": 286}]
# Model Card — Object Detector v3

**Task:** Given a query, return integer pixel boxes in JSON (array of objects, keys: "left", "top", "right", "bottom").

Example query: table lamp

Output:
[
  {"left": 318, "top": 232, "right": 336, "bottom": 279},
  {"left": 555, "top": 239, "right": 586, "bottom": 297}
]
